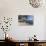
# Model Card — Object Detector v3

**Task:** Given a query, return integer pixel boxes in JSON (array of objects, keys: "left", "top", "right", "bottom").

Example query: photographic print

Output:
[{"left": 18, "top": 15, "right": 34, "bottom": 26}]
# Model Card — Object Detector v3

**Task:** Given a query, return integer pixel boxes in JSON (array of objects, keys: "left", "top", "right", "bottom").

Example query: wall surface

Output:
[{"left": 0, "top": 0, "right": 46, "bottom": 40}]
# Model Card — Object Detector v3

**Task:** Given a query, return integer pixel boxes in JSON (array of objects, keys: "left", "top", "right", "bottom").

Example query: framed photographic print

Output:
[{"left": 18, "top": 15, "right": 34, "bottom": 26}]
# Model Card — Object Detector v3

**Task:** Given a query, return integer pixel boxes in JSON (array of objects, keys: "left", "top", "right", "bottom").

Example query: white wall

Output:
[
  {"left": 0, "top": 0, "right": 46, "bottom": 40},
  {"left": 44, "top": 15, "right": 46, "bottom": 40},
  {"left": 8, "top": 15, "right": 45, "bottom": 40}
]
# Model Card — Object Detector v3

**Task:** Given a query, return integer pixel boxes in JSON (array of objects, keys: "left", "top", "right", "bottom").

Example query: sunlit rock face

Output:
[{"left": 29, "top": 0, "right": 43, "bottom": 8}]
